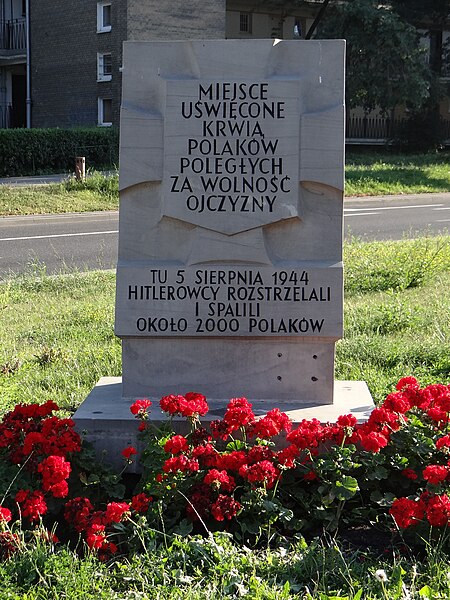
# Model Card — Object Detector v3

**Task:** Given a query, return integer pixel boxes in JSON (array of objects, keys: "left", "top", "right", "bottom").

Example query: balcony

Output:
[{"left": 0, "top": 18, "right": 26, "bottom": 51}]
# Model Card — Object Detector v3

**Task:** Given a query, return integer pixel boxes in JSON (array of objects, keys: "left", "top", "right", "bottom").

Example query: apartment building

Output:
[{"left": 1, "top": 0, "right": 449, "bottom": 141}]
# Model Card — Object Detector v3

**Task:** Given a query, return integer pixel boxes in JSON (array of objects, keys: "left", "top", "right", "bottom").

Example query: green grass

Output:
[
  {"left": 0, "top": 151, "right": 448, "bottom": 217},
  {"left": 0, "top": 171, "right": 119, "bottom": 216},
  {"left": 0, "top": 236, "right": 449, "bottom": 415},
  {"left": 345, "top": 150, "right": 450, "bottom": 196},
  {"left": 1, "top": 530, "right": 450, "bottom": 598},
  {"left": 0, "top": 269, "right": 120, "bottom": 414}
]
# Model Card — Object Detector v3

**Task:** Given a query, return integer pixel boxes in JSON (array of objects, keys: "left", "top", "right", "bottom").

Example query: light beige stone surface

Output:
[{"left": 116, "top": 39, "right": 346, "bottom": 407}]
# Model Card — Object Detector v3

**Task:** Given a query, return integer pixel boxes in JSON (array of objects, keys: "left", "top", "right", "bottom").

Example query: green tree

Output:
[{"left": 315, "top": 0, "right": 431, "bottom": 113}]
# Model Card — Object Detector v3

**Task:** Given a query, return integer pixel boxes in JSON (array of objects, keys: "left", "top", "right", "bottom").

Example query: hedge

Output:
[{"left": 0, "top": 128, "right": 119, "bottom": 177}]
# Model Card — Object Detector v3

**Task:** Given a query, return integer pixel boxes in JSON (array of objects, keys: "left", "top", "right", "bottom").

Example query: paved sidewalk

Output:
[
  {"left": 346, "top": 191, "right": 450, "bottom": 203},
  {"left": 0, "top": 171, "right": 117, "bottom": 186}
]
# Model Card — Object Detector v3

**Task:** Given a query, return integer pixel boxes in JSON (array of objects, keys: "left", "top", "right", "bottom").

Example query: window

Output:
[
  {"left": 293, "top": 19, "right": 303, "bottom": 39},
  {"left": 98, "top": 98, "right": 113, "bottom": 126},
  {"left": 239, "top": 12, "right": 252, "bottom": 34},
  {"left": 97, "top": 53, "right": 112, "bottom": 81},
  {"left": 97, "top": 2, "right": 112, "bottom": 33}
]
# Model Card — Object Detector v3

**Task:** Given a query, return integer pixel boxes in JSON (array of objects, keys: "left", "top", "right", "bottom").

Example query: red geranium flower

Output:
[
  {"left": 15, "top": 490, "right": 47, "bottom": 522},
  {"left": 239, "top": 460, "right": 280, "bottom": 489},
  {"left": 425, "top": 494, "right": 450, "bottom": 527},
  {"left": 86, "top": 523, "right": 107, "bottom": 550},
  {"left": 423, "top": 464, "right": 449, "bottom": 485},
  {"left": 0, "top": 507, "right": 12, "bottom": 524},
  {"left": 122, "top": 446, "right": 138, "bottom": 460},
  {"left": 203, "top": 469, "right": 235, "bottom": 492},
  {"left": 64, "top": 497, "right": 94, "bottom": 533},
  {"left": 131, "top": 493, "right": 152, "bottom": 514},
  {"left": 211, "top": 495, "right": 241, "bottom": 522},
  {"left": 164, "top": 435, "right": 189, "bottom": 455},
  {"left": 37, "top": 455, "right": 71, "bottom": 498},
  {"left": 401, "top": 468, "right": 418, "bottom": 480},
  {"left": 390, "top": 497, "right": 424, "bottom": 529},
  {"left": 130, "top": 398, "right": 152, "bottom": 416},
  {"left": 105, "top": 502, "right": 130, "bottom": 524},
  {"left": 223, "top": 397, "right": 255, "bottom": 432}
]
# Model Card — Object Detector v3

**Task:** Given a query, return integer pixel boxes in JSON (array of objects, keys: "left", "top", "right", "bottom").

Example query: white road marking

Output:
[
  {"left": 345, "top": 212, "right": 377, "bottom": 217},
  {"left": 344, "top": 204, "right": 443, "bottom": 212},
  {"left": 0, "top": 230, "right": 118, "bottom": 242},
  {"left": 433, "top": 207, "right": 450, "bottom": 211},
  {"left": 436, "top": 219, "right": 450, "bottom": 223}
]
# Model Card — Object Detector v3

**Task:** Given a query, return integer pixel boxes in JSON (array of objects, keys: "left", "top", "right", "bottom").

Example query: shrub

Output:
[{"left": 0, "top": 128, "right": 119, "bottom": 177}]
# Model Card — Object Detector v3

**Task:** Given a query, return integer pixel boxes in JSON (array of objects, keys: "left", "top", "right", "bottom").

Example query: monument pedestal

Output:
[{"left": 74, "top": 377, "right": 375, "bottom": 470}]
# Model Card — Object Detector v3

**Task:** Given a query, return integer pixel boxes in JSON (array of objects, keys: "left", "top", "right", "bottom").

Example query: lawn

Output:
[{"left": 345, "top": 150, "right": 450, "bottom": 196}]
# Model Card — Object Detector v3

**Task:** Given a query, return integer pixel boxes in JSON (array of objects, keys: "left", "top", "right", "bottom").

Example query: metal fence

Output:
[{"left": 346, "top": 114, "right": 450, "bottom": 144}]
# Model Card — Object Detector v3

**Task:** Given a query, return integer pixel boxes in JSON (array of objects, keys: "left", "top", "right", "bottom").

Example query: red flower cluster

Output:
[
  {"left": 64, "top": 494, "right": 150, "bottom": 554},
  {"left": 391, "top": 492, "right": 450, "bottom": 529},
  {"left": 203, "top": 469, "right": 235, "bottom": 492},
  {"left": 423, "top": 464, "right": 449, "bottom": 485},
  {"left": 390, "top": 497, "right": 425, "bottom": 529},
  {"left": 211, "top": 495, "right": 241, "bottom": 521},
  {"left": 122, "top": 446, "right": 138, "bottom": 461},
  {"left": 164, "top": 435, "right": 189, "bottom": 455},
  {"left": 130, "top": 398, "right": 152, "bottom": 417},
  {"left": 37, "top": 455, "right": 71, "bottom": 498},
  {"left": 159, "top": 393, "right": 209, "bottom": 418},
  {"left": 0, "top": 401, "right": 80, "bottom": 465},
  {"left": 15, "top": 490, "right": 47, "bottom": 522},
  {"left": 0, "top": 507, "right": 12, "bottom": 524}
]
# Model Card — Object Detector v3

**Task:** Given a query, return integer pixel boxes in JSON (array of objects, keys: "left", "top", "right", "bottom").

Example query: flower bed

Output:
[{"left": 1, "top": 377, "right": 450, "bottom": 559}]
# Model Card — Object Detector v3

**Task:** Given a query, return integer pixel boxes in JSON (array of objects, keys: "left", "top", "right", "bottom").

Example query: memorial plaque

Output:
[
  {"left": 115, "top": 38, "right": 346, "bottom": 405},
  {"left": 162, "top": 79, "right": 299, "bottom": 234}
]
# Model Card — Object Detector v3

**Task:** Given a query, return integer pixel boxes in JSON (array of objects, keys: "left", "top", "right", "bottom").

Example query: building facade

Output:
[
  {"left": 0, "top": 0, "right": 27, "bottom": 128},
  {"left": 1, "top": 0, "right": 449, "bottom": 142}
]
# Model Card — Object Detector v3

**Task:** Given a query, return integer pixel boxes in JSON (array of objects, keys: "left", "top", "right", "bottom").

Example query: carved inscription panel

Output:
[
  {"left": 116, "top": 265, "right": 342, "bottom": 338},
  {"left": 162, "top": 79, "right": 300, "bottom": 234}
]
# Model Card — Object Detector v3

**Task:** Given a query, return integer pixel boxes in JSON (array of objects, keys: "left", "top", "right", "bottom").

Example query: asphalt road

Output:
[
  {"left": 0, "top": 211, "right": 118, "bottom": 277},
  {"left": 344, "top": 193, "right": 450, "bottom": 241},
  {"left": 0, "top": 193, "right": 449, "bottom": 278}
]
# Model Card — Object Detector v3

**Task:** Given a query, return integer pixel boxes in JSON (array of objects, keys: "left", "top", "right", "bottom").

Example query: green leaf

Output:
[
  {"left": 370, "top": 491, "right": 395, "bottom": 506},
  {"left": 333, "top": 476, "right": 359, "bottom": 500},
  {"left": 225, "top": 439, "right": 246, "bottom": 451},
  {"left": 366, "top": 465, "right": 389, "bottom": 480}
]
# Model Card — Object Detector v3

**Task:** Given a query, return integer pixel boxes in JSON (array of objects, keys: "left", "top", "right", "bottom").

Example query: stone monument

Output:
[{"left": 75, "top": 39, "right": 374, "bottom": 463}]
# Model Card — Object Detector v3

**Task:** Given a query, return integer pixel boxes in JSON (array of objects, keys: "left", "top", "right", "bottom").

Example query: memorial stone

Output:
[{"left": 75, "top": 39, "right": 374, "bottom": 463}]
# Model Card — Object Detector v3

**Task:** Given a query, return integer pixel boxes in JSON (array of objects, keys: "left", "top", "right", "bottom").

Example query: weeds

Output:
[{"left": 344, "top": 235, "right": 450, "bottom": 295}]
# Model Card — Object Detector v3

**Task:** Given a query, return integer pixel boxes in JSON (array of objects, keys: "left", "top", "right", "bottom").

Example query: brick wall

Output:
[
  {"left": 30, "top": 0, "right": 127, "bottom": 128},
  {"left": 127, "top": 0, "right": 226, "bottom": 40},
  {"left": 29, "top": 0, "right": 227, "bottom": 129}
]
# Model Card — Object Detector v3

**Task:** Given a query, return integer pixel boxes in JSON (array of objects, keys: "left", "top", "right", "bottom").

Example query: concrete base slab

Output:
[{"left": 74, "top": 377, "right": 375, "bottom": 471}]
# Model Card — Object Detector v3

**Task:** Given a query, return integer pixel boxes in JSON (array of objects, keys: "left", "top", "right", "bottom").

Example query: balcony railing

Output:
[{"left": 0, "top": 18, "right": 26, "bottom": 51}]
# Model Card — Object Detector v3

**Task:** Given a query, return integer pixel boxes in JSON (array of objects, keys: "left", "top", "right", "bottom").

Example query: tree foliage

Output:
[{"left": 316, "top": 0, "right": 431, "bottom": 113}]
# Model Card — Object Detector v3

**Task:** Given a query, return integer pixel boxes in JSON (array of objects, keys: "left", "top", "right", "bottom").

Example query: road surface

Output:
[{"left": 0, "top": 193, "right": 449, "bottom": 277}]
